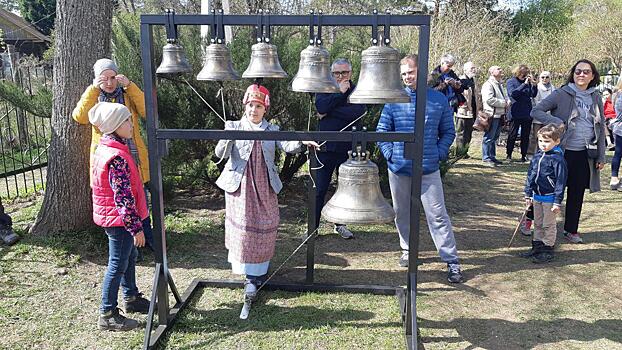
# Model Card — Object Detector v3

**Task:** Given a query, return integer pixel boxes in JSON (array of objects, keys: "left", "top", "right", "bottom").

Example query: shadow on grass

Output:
[
  {"left": 420, "top": 317, "right": 622, "bottom": 350},
  {"left": 157, "top": 287, "right": 399, "bottom": 349}
]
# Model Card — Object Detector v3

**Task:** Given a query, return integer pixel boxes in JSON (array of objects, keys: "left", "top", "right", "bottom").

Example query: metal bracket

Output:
[{"left": 164, "top": 8, "right": 178, "bottom": 43}]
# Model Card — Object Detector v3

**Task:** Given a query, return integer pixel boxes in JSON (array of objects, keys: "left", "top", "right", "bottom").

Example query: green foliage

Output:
[
  {"left": 0, "top": 0, "right": 20, "bottom": 12},
  {"left": 18, "top": 0, "right": 56, "bottom": 36},
  {"left": 0, "top": 80, "right": 52, "bottom": 118},
  {"left": 511, "top": 0, "right": 574, "bottom": 35}
]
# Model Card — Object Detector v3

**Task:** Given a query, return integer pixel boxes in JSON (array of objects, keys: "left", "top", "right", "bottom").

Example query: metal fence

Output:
[{"left": 0, "top": 63, "right": 52, "bottom": 199}]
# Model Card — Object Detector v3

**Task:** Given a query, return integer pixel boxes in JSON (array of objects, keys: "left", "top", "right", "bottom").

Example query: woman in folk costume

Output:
[{"left": 215, "top": 84, "right": 319, "bottom": 300}]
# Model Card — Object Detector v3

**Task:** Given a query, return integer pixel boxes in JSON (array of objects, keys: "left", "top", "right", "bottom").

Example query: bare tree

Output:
[{"left": 30, "top": 0, "right": 113, "bottom": 235}]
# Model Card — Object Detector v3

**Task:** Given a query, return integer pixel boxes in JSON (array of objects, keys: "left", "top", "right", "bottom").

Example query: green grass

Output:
[{"left": 1, "top": 134, "right": 622, "bottom": 349}]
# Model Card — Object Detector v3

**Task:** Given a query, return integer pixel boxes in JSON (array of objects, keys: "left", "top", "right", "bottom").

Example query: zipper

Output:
[{"left": 535, "top": 153, "right": 545, "bottom": 195}]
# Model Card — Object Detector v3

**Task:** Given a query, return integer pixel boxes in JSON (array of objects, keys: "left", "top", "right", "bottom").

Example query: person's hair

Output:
[
  {"left": 331, "top": 58, "right": 352, "bottom": 71},
  {"left": 463, "top": 61, "right": 474, "bottom": 71},
  {"left": 400, "top": 54, "right": 418, "bottom": 66},
  {"left": 604, "top": 87, "right": 613, "bottom": 94},
  {"left": 440, "top": 54, "right": 455, "bottom": 65},
  {"left": 512, "top": 64, "right": 529, "bottom": 77},
  {"left": 537, "top": 124, "right": 563, "bottom": 141},
  {"left": 566, "top": 59, "right": 600, "bottom": 88},
  {"left": 488, "top": 66, "right": 501, "bottom": 76},
  {"left": 539, "top": 71, "right": 551, "bottom": 78}
]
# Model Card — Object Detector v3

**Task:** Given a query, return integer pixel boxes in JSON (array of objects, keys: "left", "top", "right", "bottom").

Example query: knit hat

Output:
[
  {"left": 88, "top": 102, "right": 131, "bottom": 135},
  {"left": 93, "top": 58, "right": 119, "bottom": 78},
  {"left": 242, "top": 84, "right": 270, "bottom": 108}
]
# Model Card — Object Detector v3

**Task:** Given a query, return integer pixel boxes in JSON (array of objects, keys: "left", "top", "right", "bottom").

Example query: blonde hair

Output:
[{"left": 511, "top": 64, "right": 529, "bottom": 77}]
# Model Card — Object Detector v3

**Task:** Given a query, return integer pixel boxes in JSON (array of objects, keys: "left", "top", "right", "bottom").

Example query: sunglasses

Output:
[
  {"left": 574, "top": 69, "right": 592, "bottom": 76},
  {"left": 540, "top": 76, "right": 550, "bottom": 79},
  {"left": 332, "top": 71, "right": 351, "bottom": 77}
]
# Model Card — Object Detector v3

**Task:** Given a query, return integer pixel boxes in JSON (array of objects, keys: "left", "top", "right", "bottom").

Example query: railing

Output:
[{"left": 0, "top": 63, "right": 52, "bottom": 198}]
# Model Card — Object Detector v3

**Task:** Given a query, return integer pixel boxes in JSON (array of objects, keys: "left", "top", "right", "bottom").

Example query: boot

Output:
[
  {"left": 97, "top": 308, "right": 139, "bottom": 331},
  {"left": 519, "top": 240, "right": 544, "bottom": 258},
  {"left": 122, "top": 293, "right": 153, "bottom": 314},
  {"left": 532, "top": 245, "right": 554, "bottom": 264}
]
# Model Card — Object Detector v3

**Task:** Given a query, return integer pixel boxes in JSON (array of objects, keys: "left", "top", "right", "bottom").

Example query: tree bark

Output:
[{"left": 30, "top": 0, "right": 113, "bottom": 235}]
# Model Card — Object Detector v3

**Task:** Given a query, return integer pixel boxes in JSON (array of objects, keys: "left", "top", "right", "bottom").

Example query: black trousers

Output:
[
  {"left": 455, "top": 117, "right": 475, "bottom": 149},
  {"left": 564, "top": 150, "right": 590, "bottom": 233},
  {"left": 506, "top": 118, "right": 532, "bottom": 158},
  {"left": 0, "top": 197, "right": 12, "bottom": 228}
]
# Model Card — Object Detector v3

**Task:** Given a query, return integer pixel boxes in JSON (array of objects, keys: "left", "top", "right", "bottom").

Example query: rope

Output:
[{"left": 182, "top": 77, "right": 226, "bottom": 122}]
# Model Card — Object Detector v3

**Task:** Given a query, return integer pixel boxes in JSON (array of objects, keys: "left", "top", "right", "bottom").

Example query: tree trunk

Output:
[{"left": 30, "top": 0, "right": 113, "bottom": 235}]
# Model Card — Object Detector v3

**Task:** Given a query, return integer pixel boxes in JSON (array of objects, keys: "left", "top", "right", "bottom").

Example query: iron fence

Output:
[{"left": 0, "top": 63, "right": 52, "bottom": 198}]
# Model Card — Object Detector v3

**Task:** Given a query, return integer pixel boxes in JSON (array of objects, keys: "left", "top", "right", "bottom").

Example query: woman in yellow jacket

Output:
[{"left": 72, "top": 58, "right": 150, "bottom": 184}]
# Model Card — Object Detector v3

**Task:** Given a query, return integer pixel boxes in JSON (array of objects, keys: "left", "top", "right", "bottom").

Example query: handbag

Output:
[
  {"left": 473, "top": 110, "right": 492, "bottom": 132},
  {"left": 586, "top": 141, "right": 598, "bottom": 159}
]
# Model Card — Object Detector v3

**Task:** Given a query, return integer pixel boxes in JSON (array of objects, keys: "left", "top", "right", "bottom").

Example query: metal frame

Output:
[{"left": 140, "top": 12, "right": 430, "bottom": 350}]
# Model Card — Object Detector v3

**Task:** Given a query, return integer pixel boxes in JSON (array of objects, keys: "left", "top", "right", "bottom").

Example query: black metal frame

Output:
[{"left": 140, "top": 11, "right": 430, "bottom": 350}]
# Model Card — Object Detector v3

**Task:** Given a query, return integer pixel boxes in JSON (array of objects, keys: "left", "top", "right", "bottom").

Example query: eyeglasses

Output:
[
  {"left": 574, "top": 69, "right": 592, "bottom": 76},
  {"left": 332, "top": 71, "right": 351, "bottom": 77},
  {"left": 540, "top": 76, "right": 550, "bottom": 79}
]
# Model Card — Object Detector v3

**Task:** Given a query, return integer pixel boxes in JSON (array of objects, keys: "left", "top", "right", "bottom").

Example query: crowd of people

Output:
[{"left": 2, "top": 53, "right": 617, "bottom": 331}]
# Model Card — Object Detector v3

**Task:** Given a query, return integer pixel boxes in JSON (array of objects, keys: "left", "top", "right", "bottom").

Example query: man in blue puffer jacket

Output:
[{"left": 376, "top": 54, "right": 463, "bottom": 283}]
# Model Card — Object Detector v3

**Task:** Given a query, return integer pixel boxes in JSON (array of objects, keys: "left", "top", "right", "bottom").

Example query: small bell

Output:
[
  {"left": 348, "top": 45, "right": 410, "bottom": 104},
  {"left": 242, "top": 42, "right": 288, "bottom": 79},
  {"left": 156, "top": 42, "right": 192, "bottom": 76},
  {"left": 196, "top": 43, "right": 240, "bottom": 81},
  {"left": 290, "top": 44, "right": 339, "bottom": 93}
]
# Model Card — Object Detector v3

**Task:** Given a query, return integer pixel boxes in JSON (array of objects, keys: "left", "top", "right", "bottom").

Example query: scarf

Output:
[{"left": 98, "top": 87, "right": 125, "bottom": 105}]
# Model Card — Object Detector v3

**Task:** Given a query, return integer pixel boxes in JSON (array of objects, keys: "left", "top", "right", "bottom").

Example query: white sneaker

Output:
[
  {"left": 333, "top": 225, "right": 354, "bottom": 239},
  {"left": 610, "top": 178, "right": 620, "bottom": 190}
]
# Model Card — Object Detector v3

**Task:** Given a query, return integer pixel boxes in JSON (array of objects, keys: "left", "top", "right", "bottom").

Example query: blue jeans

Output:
[
  {"left": 482, "top": 118, "right": 502, "bottom": 162},
  {"left": 612, "top": 134, "right": 622, "bottom": 177},
  {"left": 314, "top": 151, "right": 348, "bottom": 227},
  {"left": 100, "top": 226, "right": 140, "bottom": 313}
]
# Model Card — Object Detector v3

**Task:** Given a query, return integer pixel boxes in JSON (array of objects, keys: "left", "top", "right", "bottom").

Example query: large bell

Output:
[
  {"left": 242, "top": 42, "right": 288, "bottom": 79},
  {"left": 196, "top": 43, "right": 240, "bottom": 81},
  {"left": 156, "top": 42, "right": 192, "bottom": 75},
  {"left": 290, "top": 44, "right": 339, "bottom": 93},
  {"left": 348, "top": 45, "right": 410, "bottom": 104},
  {"left": 321, "top": 152, "right": 395, "bottom": 225}
]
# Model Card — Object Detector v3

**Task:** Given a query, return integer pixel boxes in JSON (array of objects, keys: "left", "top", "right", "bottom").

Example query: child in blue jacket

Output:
[{"left": 521, "top": 124, "right": 568, "bottom": 263}]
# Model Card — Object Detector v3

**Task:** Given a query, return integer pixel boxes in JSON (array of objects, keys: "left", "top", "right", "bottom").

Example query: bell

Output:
[
  {"left": 156, "top": 42, "right": 192, "bottom": 75},
  {"left": 290, "top": 44, "right": 340, "bottom": 93},
  {"left": 321, "top": 152, "right": 395, "bottom": 225},
  {"left": 196, "top": 43, "right": 240, "bottom": 81},
  {"left": 242, "top": 42, "right": 288, "bottom": 79},
  {"left": 348, "top": 45, "right": 410, "bottom": 104}
]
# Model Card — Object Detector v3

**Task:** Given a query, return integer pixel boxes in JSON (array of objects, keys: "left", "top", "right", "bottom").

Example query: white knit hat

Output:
[
  {"left": 93, "top": 58, "right": 119, "bottom": 78},
  {"left": 88, "top": 102, "right": 131, "bottom": 135}
]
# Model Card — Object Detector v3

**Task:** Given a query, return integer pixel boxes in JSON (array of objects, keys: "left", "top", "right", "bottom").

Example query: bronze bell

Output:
[
  {"left": 156, "top": 42, "right": 192, "bottom": 75},
  {"left": 196, "top": 43, "right": 240, "bottom": 81},
  {"left": 321, "top": 151, "right": 395, "bottom": 225},
  {"left": 290, "top": 44, "right": 339, "bottom": 93},
  {"left": 348, "top": 45, "right": 410, "bottom": 104},
  {"left": 242, "top": 42, "right": 288, "bottom": 79}
]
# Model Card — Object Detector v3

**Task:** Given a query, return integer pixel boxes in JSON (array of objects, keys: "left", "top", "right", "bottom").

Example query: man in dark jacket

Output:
[
  {"left": 314, "top": 58, "right": 366, "bottom": 239},
  {"left": 430, "top": 54, "right": 465, "bottom": 112},
  {"left": 506, "top": 64, "right": 538, "bottom": 162},
  {"left": 0, "top": 197, "right": 19, "bottom": 245}
]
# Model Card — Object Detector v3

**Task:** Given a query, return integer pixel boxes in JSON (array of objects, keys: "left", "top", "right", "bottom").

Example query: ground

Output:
[{"left": 1, "top": 132, "right": 621, "bottom": 350}]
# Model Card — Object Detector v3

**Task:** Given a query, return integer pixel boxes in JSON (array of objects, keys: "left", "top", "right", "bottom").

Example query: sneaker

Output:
[
  {"left": 482, "top": 160, "right": 497, "bottom": 167},
  {"left": 532, "top": 246, "right": 554, "bottom": 264},
  {"left": 334, "top": 225, "right": 354, "bottom": 239},
  {"left": 506, "top": 155, "right": 512, "bottom": 162},
  {"left": 447, "top": 263, "right": 464, "bottom": 283},
  {"left": 491, "top": 158, "right": 503, "bottom": 165},
  {"left": 98, "top": 308, "right": 139, "bottom": 331},
  {"left": 398, "top": 251, "right": 409, "bottom": 267},
  {"left": 520, "top": 219, "right": 532, "bottom": 236},
  {"left": 564, "top": 232, "right": 583, "bottom": 244},
  {"left": 519, "top": 156, "right": 527, "bottom": 163},
  {"left": 0, "top": 227, "right": 20, "bottom": 245},
  {"left": 610, "top": 178, "right": 620, "bottom": 190},
  {"left": 122, "top": 293, "right": 152, "bottom": 314},
  {"left": 519, "top": 240, "right": 544, "bottom": 258},
  {"left": 244, "top": 280, "right": 258, "bottom": 302}
]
